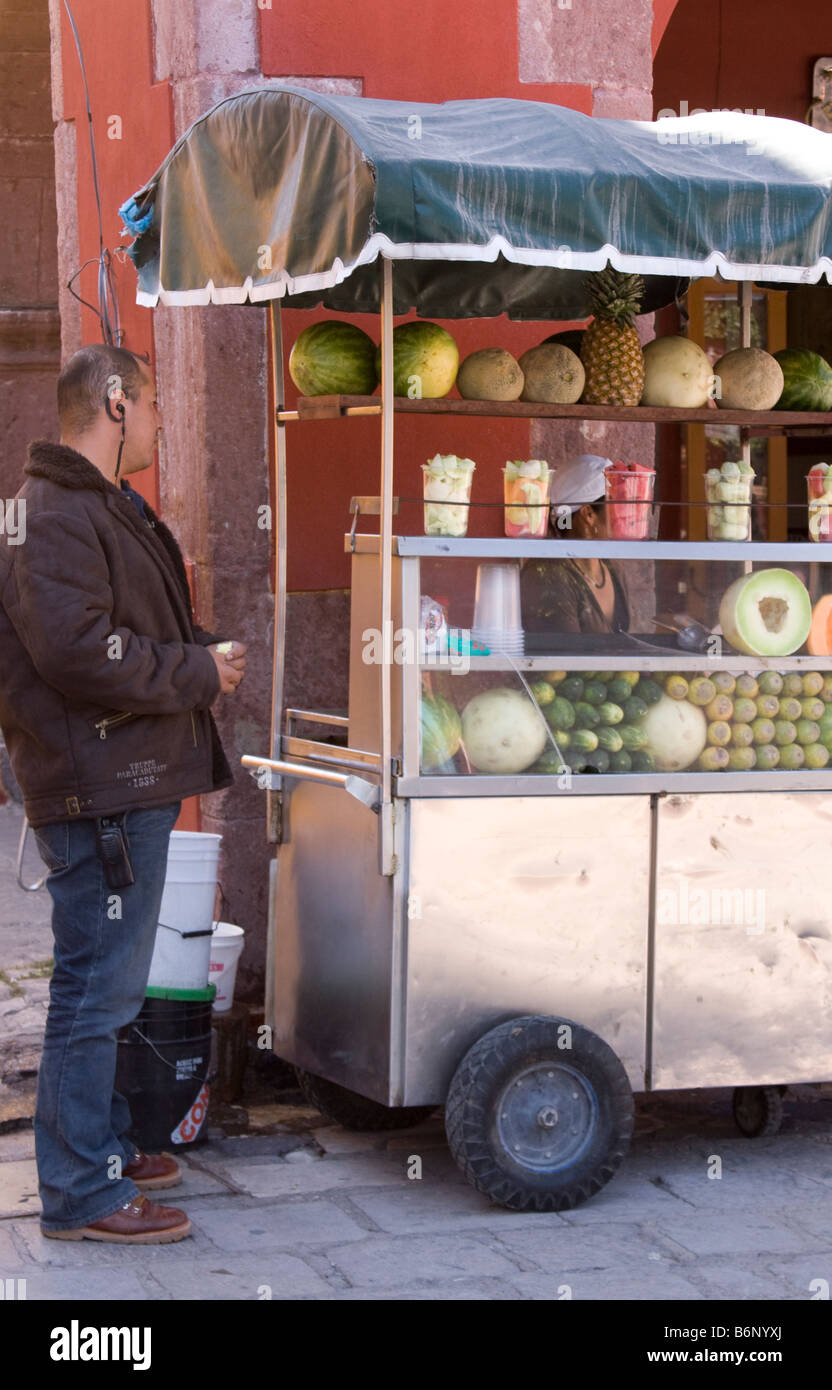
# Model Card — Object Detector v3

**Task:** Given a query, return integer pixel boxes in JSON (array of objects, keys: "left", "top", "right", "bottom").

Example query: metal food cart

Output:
[{"left": 124, "top": 88, "right": 832, "bottom": 1210}]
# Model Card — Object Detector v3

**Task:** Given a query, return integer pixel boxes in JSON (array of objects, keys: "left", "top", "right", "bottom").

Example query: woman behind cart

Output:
[{"left": 521, "top": 453, "right": 630, "bottom": 637}]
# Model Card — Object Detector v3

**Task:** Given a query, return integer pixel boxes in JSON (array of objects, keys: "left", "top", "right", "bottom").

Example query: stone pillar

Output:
[
  {"left": 148, "top": 4, "right": 375, "bottom": 1001},
  {"left": 148, "top": 2, "right": 279, "bottom": 1002}
]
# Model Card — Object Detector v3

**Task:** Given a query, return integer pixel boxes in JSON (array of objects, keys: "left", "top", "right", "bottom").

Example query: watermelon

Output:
[
  {"left": 772, "top": 349, "right": 832, "bottom": 412},
  {"left": 375, "top": 321, "right": 459, "bottom": 398},
  {"left": 289, "top": 321, "right": 378, "bottom": 396},
  {"left": 420, "top": 692, "right": 462, "bottom": 773}
]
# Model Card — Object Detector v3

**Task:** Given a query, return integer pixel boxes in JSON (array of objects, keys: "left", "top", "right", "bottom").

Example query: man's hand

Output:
[{"left": 207, "top": 641, "right": 247, "bottom": 695}]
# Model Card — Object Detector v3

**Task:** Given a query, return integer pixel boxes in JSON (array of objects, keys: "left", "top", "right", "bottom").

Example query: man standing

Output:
[{"left": 0, "top": 344, "right": 246, "bottom": 1244}]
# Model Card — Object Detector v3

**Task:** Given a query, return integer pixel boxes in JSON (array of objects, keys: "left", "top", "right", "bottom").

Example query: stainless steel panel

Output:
[
  {"left": 382, "top": 535, "right": 826, "bottom": 562},
  {"left": 347, "top": 550, "right": 402, "bottom": 755},
  {"left": 267, "top": 302, "right": 287, "bottom": 841},
  {"left": 272, "top": 778, "right": 401, "bottom": 1103},
  {"left": 403, "top": 796, "right": 651, "bottom": 1103},
  {"left": 396, "top": 771, "right": 832, "bottom": 797},
  {"left": 281, "top": 735, "right": 382, "bottom": 773},
  {"left": 653, "top": 792, "right": 832, "bottom": 1089},
  {"left": 416, "top": 654, "right": 829, "bottom": 672}
]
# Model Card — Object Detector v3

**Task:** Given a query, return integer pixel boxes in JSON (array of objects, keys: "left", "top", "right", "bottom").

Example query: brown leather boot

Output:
[
  {"left": 43, "top": 1193, "right": 191, "bottom": 1244},
  {"left": 122, "top": 1150, "right": 182, "bottom": 1190}
]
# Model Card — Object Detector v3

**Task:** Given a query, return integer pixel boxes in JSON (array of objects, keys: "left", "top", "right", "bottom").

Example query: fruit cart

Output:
[{"left": 123, "top": 88, "right": 832, "bottom": 1210}]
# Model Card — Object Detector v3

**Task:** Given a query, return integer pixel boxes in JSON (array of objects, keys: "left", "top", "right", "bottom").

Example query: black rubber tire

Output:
[
  {"left": 445, "top": 1014, "right": 634, "bottom": 1212},
  {"left": 732, "top": 1085, "right": 783, "bottom": 1137},
  {"left": 294, "top": 1068, "right": 436, "bottom": 1132}
]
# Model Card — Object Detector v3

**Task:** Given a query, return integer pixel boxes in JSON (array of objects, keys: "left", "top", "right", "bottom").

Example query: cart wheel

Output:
[
  {"left": 445, "top": 1014, "right": 633, "bottom": 1212},
  {"left": 732, "top": 1086, "right": 783, "bottom": 1137},
  {"left": 294, "top": 1068, "right": 435, "bottom": 1132}
]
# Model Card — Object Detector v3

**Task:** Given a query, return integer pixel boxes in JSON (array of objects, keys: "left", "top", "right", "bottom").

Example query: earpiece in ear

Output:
[{"left": 105, "top": 388, "right": 126, "bottom": 423}]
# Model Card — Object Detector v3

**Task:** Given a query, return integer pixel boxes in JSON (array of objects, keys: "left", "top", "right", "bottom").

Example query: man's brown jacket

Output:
[{"left": 0, "top": 440, "right": 234, "bottom": 827}]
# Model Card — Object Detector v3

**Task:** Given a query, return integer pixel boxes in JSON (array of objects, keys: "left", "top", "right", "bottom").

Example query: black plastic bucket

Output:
[{"left": 115, "top": 985, "right": 216, "bottom": 1151}]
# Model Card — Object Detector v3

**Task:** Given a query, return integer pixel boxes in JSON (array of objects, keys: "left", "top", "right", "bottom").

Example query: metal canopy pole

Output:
[
  {"left": 738, "top": 280, "right": 754, "bottom": 573},
  {"left": 267, "top": 300, "right": 288, "bottom": 843},
  {"left": 379, "top": 257, "right": 395, "bottom": 875}
]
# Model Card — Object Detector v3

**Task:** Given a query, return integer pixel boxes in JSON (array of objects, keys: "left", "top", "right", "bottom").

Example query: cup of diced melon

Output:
[
  {"left": 704, "top": 460, "right": 754, "bottom": 541},
  {"left": 604, "top": 462, "right": 656, "bottom": 539},
  {"left": 807, "top": 464, "right": 832, "bottom": 543},
  {"left": 503, "top": 460, "right": 551, "bottom": 538}
]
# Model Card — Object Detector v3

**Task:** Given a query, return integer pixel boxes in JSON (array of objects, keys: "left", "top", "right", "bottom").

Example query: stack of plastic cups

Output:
[
  {"left": 471, "top": 562, "right": 524, "bottom": 655},
  {"left": 807, "top": 466, "right": 832, "bottom": 542}
]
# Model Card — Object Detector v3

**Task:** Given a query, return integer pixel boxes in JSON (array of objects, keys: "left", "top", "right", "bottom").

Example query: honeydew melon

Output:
[
  {"left": 719, "top": 569, "right": 812, "bottom": 657},
  {"left": 640, "top": 336, "right": 713, "bottom": 408},
  {"left": 641, "top": 694, "right": 707, "bottom": 771},
  {"left": 461, "top": 688, "right": 548, "bottom": 774}
]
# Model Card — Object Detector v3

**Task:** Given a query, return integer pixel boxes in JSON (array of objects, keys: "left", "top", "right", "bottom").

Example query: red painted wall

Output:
[
  {"left": 653, "top": 0, "right": 825, "bottom": 120},
  {"left": 58, "top": 0, "right": 172, "bottom": 512},
  {"left": 259, "top": 0, "right": 590, "bottom": 105},
  {"left": 261, "top": 0, "right": 594, "bottom": 590}
]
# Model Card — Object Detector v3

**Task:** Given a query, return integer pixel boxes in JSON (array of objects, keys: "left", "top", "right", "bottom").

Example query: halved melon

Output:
[
  {"left": 808, "top": 595, "right": 832, "bottom": 657},
  {"left": 719, "top": 569, "right": 812, "bottom": 657}
]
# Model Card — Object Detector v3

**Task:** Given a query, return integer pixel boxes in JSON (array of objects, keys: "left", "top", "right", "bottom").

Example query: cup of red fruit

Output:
[
  {"left": 604, "top": 461, "right": 656, "bottom": 539},
  {"left": 807, "top": 464, "right": 832, "bottom": 543}
]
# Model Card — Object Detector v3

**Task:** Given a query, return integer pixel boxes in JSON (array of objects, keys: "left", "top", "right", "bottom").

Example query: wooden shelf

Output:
[{"left": 278, "top": 395, "right": 832, "bottom": 434}]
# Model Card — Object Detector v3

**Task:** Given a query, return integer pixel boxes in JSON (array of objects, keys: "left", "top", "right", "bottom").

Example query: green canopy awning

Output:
[{"left": 120, "top": 86, "right": 832, "bottom": 319}]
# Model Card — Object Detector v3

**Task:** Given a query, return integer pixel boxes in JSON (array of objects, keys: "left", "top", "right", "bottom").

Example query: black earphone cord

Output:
[{"left": 105, "top": 395, "right": 126, "bottom": 484}]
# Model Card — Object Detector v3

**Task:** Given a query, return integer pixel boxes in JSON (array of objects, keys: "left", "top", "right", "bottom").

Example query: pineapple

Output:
[{"left": 580, "top": 265, "right": 646, "bottom": 406}]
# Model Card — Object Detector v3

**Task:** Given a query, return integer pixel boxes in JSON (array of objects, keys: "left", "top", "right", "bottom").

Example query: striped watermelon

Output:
[
  {"left": 772, "top": 349, "right": 832, "bottom": 411},
  {"left": 289, "top": 321, "right": 378, "bottom": 396}
]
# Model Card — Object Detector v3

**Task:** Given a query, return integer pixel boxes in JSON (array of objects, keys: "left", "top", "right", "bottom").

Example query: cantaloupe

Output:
[
  {"left": 519, "top": 344, "right": 585, "bottom": 403},
  {"left": 714, "top": 348, "right": 784, "bottom": 411},
  {"left": 808, "top": 595, "right": 832, "bottom": 657},
  {"left": 457, "top": 348, "right": 524, "bottom": 401}
]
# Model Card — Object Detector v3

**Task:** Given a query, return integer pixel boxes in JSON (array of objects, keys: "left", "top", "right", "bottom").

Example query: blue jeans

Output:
[{"left": 31, "top": 801, "right": 182, "bottom": 1231}]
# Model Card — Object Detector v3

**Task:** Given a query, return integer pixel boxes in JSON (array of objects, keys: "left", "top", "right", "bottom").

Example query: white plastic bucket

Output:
[
  {"left": 209, "top": 922, "right": 245, "bottom": 1012},
  {"left": 147, "top": 832, "right": 222, "bottom": 991}
]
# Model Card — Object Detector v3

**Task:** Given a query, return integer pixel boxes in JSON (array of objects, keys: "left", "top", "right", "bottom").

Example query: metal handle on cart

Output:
[
  {"left": 16, "top": 816, "right": 49, "bottom": 892},
  {"left": 241, "top": 755, "right": 381, "bottom": 811}
]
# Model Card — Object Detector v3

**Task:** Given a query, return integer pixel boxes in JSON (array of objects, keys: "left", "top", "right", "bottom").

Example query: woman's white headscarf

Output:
[{"left": 549, "top": 454, "right": 611, "bottom": 513}]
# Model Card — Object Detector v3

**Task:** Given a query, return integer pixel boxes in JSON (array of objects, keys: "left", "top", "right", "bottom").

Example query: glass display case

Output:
[{"left": 347, "top": 536, "right": 832, "bottom": 794}]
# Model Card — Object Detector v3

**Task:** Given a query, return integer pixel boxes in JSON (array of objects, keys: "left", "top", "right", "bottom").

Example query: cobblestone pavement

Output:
[
  {"left": 2, "top": 802, "right": 831, "bottom": 1301},
  {"left": 1, "top": 1091, "right": 831, "bottom": 1301}
]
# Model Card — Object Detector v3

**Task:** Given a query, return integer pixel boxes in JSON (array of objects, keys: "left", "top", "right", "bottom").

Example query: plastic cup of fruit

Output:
[
  {"left": 807, "top": 468, "right": 832, "bottom": 543},
  {"left": 422, "top": 455, "right": 476, "bottom": 537},
  {"left": 503, "top": 460, "right": 551, "bottom": 538},
  {"left": 604, "top": 463, "right": 656, "bottom": 540},
  {"left": 704, "top": 466, "right": 753, "bottom": 541}
]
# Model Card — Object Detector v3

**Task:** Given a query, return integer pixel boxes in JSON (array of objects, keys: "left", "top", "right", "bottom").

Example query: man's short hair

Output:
[{"left": 57, "top": 344, "right": 151, "bottom": 435}]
